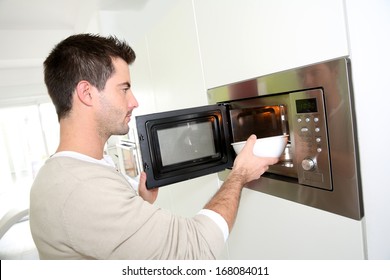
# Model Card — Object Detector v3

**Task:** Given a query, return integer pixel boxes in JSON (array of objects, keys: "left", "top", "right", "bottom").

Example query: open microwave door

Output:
[{"left": 136, "top": 104, "right": 234, "bottom": 189}]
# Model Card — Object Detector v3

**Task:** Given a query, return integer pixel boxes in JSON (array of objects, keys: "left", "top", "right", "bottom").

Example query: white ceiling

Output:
[
  {"left": 0, "top": 0, "right": 150, "bottom": 30},
  {"left": 0, "top": 0, "right": 149, "bottom": 107}
]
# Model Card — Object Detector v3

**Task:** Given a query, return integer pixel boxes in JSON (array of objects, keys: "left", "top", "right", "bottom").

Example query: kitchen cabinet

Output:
[{"left": 193, "top": 0, "right": 349, "bottom": 89}]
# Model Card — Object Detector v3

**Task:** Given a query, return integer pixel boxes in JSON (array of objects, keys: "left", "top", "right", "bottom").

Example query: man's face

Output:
[{"left": 95, "top": 58, "right": 138, "bottom": 138}]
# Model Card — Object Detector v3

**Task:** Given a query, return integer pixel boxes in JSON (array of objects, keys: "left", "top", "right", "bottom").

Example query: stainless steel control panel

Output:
[{"left": 290, "top": 89, "right": 332, "bottom": 190}]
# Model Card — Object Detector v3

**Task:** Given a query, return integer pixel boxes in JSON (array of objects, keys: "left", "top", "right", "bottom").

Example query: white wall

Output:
[
  {"left": 0, "top": 30, "right": 72, "bottom": 107},
  {"left": 99, "top": 0, "right": 389, "bottom": 259},
  {"left": 345, "top": 0, "right": 390, "bottom": 259},
  {"left": 0, "top": 0, "right": 103, "bottom": 108}
]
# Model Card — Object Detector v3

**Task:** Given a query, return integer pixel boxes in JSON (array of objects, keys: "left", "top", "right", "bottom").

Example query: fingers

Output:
[
  {"left": 138, "top": 172, "right": 159, "bottom": 204},
  {"left": 241, "top": 134, "right": 257, "bottom": 154},
  {"left": 232, "top": 134, "right": 280, "bottom": 183},
  {"left": 137, "top": 171, "right": 148, "bottom": 196},
  {"left": 137, "top": 171, "right": 147, "bottom": 193},
  {"left": 139, "top": 171, "right": 147, "bottom": 188}
]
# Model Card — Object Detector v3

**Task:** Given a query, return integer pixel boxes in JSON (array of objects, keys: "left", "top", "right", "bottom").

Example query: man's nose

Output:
[{"left": 128, "top": 90, "right": 139, "bottom": 108}]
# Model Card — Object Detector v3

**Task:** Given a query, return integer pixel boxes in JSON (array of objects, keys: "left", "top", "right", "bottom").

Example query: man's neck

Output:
[{"left": 57, "top": 119, "right": 107, "bottom": 160}]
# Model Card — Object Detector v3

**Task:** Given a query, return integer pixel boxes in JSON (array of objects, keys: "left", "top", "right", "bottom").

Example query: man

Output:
[{"left": 30, "top": 34, "right": 278, "bottom": 259}]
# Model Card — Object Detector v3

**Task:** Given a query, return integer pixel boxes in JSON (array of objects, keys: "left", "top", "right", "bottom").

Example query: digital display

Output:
[
  {"left": 157, "top": 121, "right": 216, "bottom": 166},
  {"left": 296, "top": 98, "right": 318, "bottom": 113}
]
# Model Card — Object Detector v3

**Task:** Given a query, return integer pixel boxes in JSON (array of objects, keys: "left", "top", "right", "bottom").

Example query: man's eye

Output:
[{"left": 122, "top": 88, "right": 129, "bottom": 93}]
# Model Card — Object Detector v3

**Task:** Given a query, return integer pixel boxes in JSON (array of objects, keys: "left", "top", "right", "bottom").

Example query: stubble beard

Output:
[{"left": 97, "top": 112, "right": 130, "bottom": 140}]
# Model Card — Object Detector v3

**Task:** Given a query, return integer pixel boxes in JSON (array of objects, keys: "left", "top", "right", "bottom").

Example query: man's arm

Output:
[{"left": 204, "top": 135, "right": 278, "bottom": 231}]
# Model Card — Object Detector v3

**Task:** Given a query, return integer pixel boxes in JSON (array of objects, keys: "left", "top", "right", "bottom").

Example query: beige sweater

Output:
[{"left": 29, "top": 156, "right": 224, "bottom": 259}]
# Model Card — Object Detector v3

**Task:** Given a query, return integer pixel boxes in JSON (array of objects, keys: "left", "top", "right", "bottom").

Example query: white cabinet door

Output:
[
  {"left": 194, "top": 0, "right": 349, "bottom": 88},
  {"left": 142, "top": 0, "right": 207, "bottom": 112}
]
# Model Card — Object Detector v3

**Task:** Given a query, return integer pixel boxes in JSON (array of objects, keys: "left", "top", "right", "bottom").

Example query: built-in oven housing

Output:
[{"left": 136, "top": 57, "right": 363, "bottom": 220}]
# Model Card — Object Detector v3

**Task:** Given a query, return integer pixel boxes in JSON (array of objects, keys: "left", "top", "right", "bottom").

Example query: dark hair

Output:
[{"left": 43, "top": 33, "right": 136, "bottom": 120}]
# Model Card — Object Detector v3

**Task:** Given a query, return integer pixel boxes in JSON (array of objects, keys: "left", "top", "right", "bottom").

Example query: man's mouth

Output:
[{"left": 125, "top": 112, "right": 132, "bottom": 121}]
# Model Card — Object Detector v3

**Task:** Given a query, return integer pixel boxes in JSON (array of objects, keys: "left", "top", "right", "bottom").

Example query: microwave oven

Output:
[
  {"left": 136, "top": 89, "right": 331, "bottom": 189},
  {"left": 135, "top": 58, "right": 363, "bottom": 220}
]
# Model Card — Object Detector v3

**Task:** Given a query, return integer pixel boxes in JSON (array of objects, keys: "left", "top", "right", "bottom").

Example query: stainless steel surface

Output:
[
  {"left": 208, "top": 57, "right": 363, "bottom": 220},
  {"left": 224, "top": 88, "right": 332, "bottom": 190}
]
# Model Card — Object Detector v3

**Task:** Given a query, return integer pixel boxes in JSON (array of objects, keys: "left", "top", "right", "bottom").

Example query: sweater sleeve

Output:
[{"left": 63, "top": 173, "right": 225, "bottom": 260}]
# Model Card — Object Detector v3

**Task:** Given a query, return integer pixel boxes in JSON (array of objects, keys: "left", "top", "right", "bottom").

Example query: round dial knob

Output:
[{"left": 302, "top": 158, "right": 315, "bottom": 171}]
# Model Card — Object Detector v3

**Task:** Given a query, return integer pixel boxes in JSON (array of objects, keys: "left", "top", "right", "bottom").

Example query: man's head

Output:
[{"left": 44, "top": 34, "right": 136, "bottom": 120}]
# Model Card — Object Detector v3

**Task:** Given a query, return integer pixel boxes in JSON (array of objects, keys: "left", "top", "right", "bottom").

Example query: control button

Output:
[
  {"left": 297, "top": 118, "right": 302, "bottom": 123},
  {"left": 315, "top": 127, "right": 320, "bottom": 133},
  {"left": 301, "top": 127, "right": 309, "bottom": 132},
  {"left": 302, "top": 158, "right": 315, "bottom": 171},
  {"left": 305, "top": 117, "right": 310, "bottom": 123},
  {"left": 314, "top": 117, "right": 319, "bottom": 123},
  {"left": 317, "top": 148, "right": 322, "bottom": 153},
  {"left": 316, "top": 137, "right": 321, "bottom": 143}
]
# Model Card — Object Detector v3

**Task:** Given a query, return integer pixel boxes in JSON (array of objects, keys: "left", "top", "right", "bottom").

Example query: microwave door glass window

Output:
[{"left": 157, "top": 122, "right": 216, "bottom": 166}]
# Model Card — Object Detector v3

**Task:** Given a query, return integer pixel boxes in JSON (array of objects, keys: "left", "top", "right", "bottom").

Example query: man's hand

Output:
[
  {"left": 231, "top": 134, "right": 279, "bottom": 184},
  {"left": 138, "top": 171, "right": 159, "bottom": 204}
]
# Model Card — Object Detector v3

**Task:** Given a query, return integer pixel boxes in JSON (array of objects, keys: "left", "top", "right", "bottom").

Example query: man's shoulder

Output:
[
  {"left": 45, "top": 155, "right": 116, "bottom": 173},
  {"left": 33, "top": 156, "right": 125, "bottom": 189}
]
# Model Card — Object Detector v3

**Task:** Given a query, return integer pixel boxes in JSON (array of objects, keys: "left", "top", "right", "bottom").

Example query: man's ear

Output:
[{"left": 76, "top": 80, "right": 93, "bottom": 106}]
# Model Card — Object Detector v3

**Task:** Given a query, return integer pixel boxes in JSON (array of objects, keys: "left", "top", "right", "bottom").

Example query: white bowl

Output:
[{"left": 231, "top": 135, "right": 288, "bottom": 158}]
